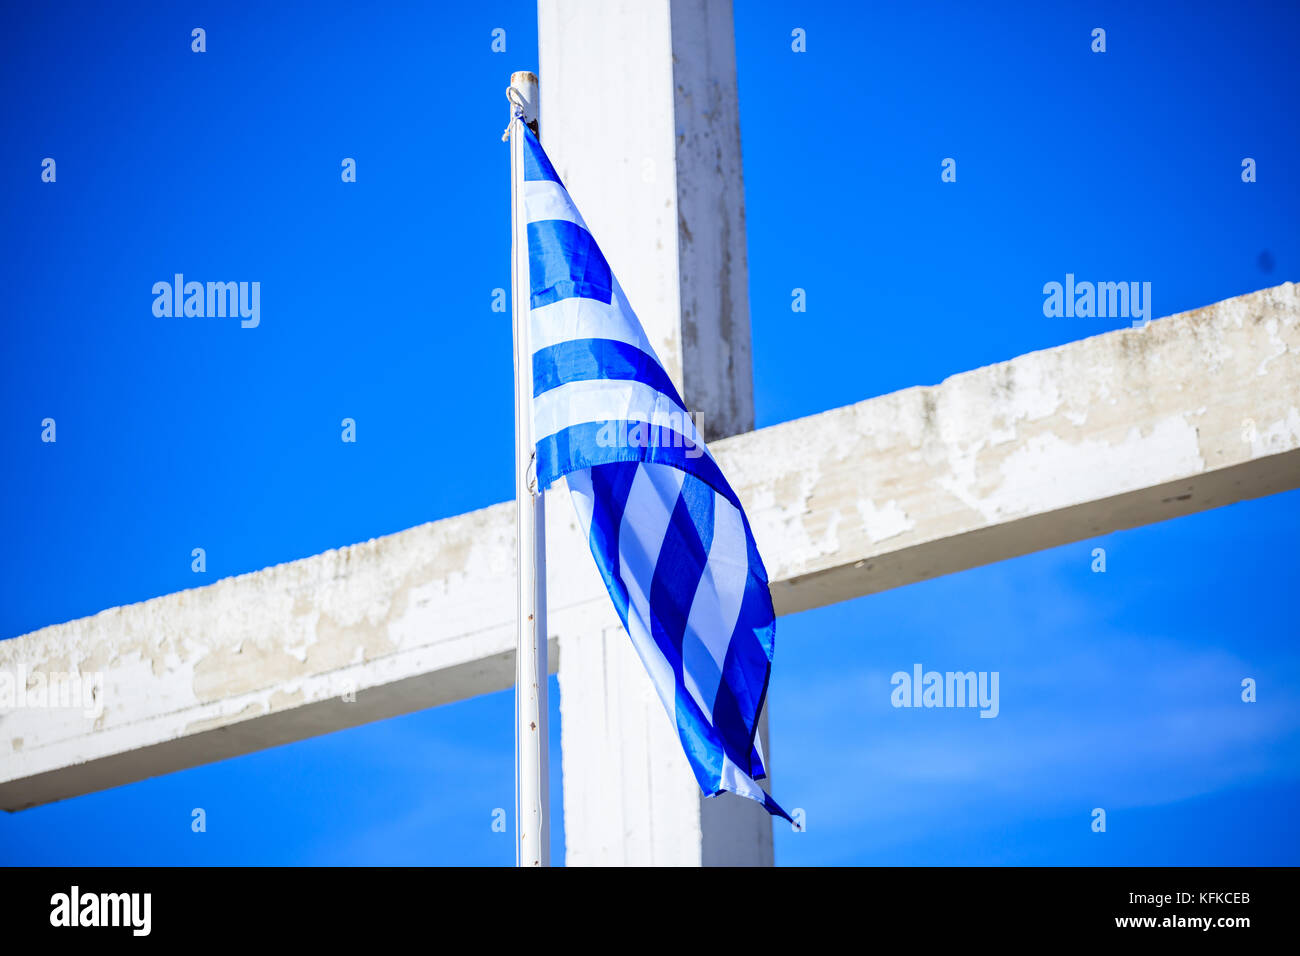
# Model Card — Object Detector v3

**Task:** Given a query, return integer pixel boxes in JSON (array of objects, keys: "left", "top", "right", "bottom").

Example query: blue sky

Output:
[{"left": 2, "top": 0, "right": 1297, "bottom": 865}]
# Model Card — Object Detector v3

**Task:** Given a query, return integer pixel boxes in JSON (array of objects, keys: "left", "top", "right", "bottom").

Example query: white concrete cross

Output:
[{"left": 3, "top": 1, "right": 1298, "bottom": 865}]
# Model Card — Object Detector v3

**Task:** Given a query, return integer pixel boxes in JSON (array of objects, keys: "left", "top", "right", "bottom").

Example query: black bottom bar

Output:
[{"left": 0, "top": 866, "right": 1283, "bottom": 941}]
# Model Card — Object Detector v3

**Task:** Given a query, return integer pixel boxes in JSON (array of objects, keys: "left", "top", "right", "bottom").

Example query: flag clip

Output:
[{"left": 501, "top": 87, "right": 527, "bottom": 141}]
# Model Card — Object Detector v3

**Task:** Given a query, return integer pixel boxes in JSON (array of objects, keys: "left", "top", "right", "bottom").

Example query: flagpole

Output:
[{"left": 508, "top": 70, "right": 550, "bottom": 868}]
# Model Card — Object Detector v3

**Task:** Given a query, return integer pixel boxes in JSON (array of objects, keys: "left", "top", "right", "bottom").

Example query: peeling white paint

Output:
[
  {"left": 1257, "top": 316, "right": 1288, "bottom": 377},
  {"left": 972, "top": 416, "right": 1205, "bottom": 524},
  {"left": 1252, "top": 406, "right": 1300, "bottom": 457},
  {"left": 856, "top": 498, "right": 915, "bottom": 543}
]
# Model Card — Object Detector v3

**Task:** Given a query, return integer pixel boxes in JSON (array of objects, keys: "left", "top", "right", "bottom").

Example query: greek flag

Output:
[{"left": 522, "top": 124, "right": 790, "bottom": 820}]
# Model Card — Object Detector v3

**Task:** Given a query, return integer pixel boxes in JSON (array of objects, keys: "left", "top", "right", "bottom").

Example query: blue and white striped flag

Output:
[{"left": 521, "top": 124, "right": 790, "bottom": 820}]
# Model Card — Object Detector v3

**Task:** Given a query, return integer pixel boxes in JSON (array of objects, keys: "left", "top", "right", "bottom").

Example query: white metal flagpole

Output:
[{"left": 507, "top": 70, "right": 550, "bottom": 868}]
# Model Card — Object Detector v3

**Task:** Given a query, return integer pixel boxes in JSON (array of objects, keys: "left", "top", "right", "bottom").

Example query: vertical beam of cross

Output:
[{"left": 538, "top": 0, "right": 774, "bottom": 865}]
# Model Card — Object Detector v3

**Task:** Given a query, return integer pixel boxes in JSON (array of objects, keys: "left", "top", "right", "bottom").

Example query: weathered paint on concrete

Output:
[
  {"left": 0, "top": 498, "right": 593, "bottom": 811},
  {"left": 726, "top": 282, "right": 1300, "bottom": 616},
  {"left": 3, "top": 282, "right": 1295, "bottom": 818}
]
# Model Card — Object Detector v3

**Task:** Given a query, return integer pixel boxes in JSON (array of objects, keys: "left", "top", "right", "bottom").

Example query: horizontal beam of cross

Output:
[{"left": 2, "top": 281, "right": 1296, "bottom": 811}]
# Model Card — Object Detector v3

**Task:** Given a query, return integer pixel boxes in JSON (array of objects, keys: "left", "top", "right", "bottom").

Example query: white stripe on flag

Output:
[
  {"left": 681, "top": 493, "right": 749, "bottom": 720},
  {"left": 529, "top": 288, "right": 653, "bottom": 355},
  {"left": 563, "top": 471, "right": 597, "bottom": 543},
  {"left": 524, "top": 179, "right": 588, "bottom": 229},
  {"left": 616, "top": 464, "right": 686, "bottom": 724},
  {"left": 532, "top": 378, "right": 709, "bottom": 455},
  {"left": 720, "top": 752, "right": 770, "bottom": 804}
]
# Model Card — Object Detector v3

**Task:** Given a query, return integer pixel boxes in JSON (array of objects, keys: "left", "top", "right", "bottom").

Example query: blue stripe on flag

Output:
[
  {"left": 523, "top": 128, "right": 561, "bottom": 183},
  {"left": 662, "top": 478, "right": 771, "bottom": 780},
  {"left": 584, "top": 463, "right": 639, "bottom": 631},
  {"left": 532, "top": 338, "right": 682, "bottom": 400},
  {"left": 713, "top": 620, "right": 773, "bottom": 776},
  {"left": 760, "top": 790, "right": 792, "bottom": 821},
  {"left": 535, "top": 421, "right": 728, "bottom": 505},
  {"left": 650, "top": 480, "right": 772, "bottom": 791},
  {"left": 648, "top": 480, "right": 713, "bottom": 678},
  {"left": 675, "top": 692, "right": 726, "bottom": 793},
  {"left": 527, "top": 220, "right": 612, "bottom": 309}
]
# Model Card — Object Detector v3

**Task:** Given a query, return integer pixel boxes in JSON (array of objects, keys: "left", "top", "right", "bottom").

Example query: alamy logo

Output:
[
  {"left": 891, "top": 664, "right": 1000, "bottom": 718},
  {"left": 594, "top": 413, "right": 705, "bottom": 459},
  {"left": 50, "top": 886, "right": 151, "bottom": 936},
  {"left": 152, "top": 274, "right": 260, "bottom": 328},
  {"left": 0, "top": 665, "right": 103, "bottom": 719},
  {"left": 1042, "top": 273, "right": 1152, "bottom": 325}
]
